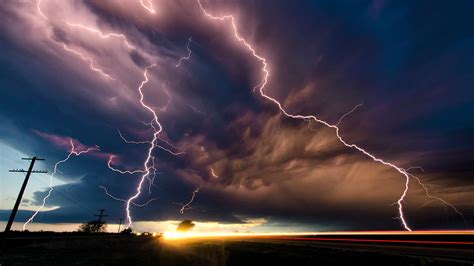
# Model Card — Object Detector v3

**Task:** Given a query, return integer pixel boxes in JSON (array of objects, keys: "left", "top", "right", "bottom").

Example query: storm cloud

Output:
[{"left": 0, "top": 0, "right": 473, "bottom": 231}]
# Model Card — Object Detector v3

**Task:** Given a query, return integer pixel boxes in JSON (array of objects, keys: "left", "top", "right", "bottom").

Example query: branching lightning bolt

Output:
[
  {"left": 34, "top": 0, "right": 179, "bottom": 229},
  {"left": 35, "top": 1, "right": 118, "bottom": 81},
  {"left": 23, "top": 139, "right": 99, "bottom": 230},
  {"left": 115, "top": 131, "right": 161, "bottom": 194},
  {"left": 147, "top": 156, "right": 159, "bottom": 195},
  {"left": 408, "top": 172, "right": 466, "bottom": 223},
  {"left": 119, "top": 121, "right": 183, "bottom": 157},
  {"left": 61, "top": 44, "right": 115, "bottom": 80},
  {"left": 197, "top": 0, "right": 464, "bottom": 231},
  {"left": 99, "top": 186, "right": 157, "bottom": 207},
  {"left": 124, "top": 64, "right": 162, "bottom": 228},
  {"left": 65, "top": 22, "right": 136, "bottom": 49},
  {"left": 118, "top": 129, "right": 150, "bottom": 145},
  {"left": 179, "top": 183, "right": 202, "bottom": 214},
  {"left": 157, "top": 84, "right": 172, "bottom": 112},
  {"left": 176, "top": 37, "right": 193, "bottom": 67},
  {"left": 107, "top": 155, "right": 146, "bottom": 175},
  {"left": 32, "top": 0, "right": 464, "bottom": 232}
]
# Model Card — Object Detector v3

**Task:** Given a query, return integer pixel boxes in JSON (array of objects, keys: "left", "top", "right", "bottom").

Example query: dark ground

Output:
[{"left": 1, "top": 233, "right": 473, "bottom": 265}]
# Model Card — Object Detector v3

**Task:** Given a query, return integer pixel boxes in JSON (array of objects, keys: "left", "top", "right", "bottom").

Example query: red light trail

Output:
[{"left": 274, "top": 237, "right": 474, "bottom": 246}]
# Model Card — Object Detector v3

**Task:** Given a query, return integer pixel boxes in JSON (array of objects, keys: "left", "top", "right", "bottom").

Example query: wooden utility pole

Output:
[
  {"left": 93, "top": 209, "right": 108, "bottom": 233},
  {"left": 117, "top": 218, "right": 123, "bottom": 233},
  {"left": 5, "top": 157, "right": 47, "bottom": 232},
  {"left": 94, "top": 209, "right": 108, "bottom": 224}
]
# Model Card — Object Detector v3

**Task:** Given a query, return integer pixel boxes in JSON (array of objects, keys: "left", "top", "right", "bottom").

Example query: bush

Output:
[
  {"left": 177, "top": 220, "right": 195, "bottom": 232},
  {"left": 78, "top": 220, "right": 107, "bottom": 233}
]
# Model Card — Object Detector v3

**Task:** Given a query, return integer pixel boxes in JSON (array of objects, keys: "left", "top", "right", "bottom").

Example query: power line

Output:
[
  {"left": 94, "top": 209, "right": 108, "bottom": 224},
  {"left": 5, "top": 157, "right": 47, "bottom": 232}
]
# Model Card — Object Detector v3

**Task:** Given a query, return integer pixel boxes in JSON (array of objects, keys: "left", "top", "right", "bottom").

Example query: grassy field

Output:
[{"left": 1, "top": 235, "right": 472, "bottom": 265}]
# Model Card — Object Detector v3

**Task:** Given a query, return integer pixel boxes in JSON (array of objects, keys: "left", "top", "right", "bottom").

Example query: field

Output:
[{"left": 1, "top": 233, "right": 473, "bottom": 265}]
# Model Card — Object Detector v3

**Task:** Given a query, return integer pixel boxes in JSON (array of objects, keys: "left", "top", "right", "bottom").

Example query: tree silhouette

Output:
[
  {"left": 177, "top": 220, "right": 195, "bottom": 232},
  {"left": 78, "top": 220, "right": 107, "bottom": 233}
]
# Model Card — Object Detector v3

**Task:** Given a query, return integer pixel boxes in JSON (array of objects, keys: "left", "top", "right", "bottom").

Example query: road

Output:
[{"left": 1, "top": 233, "right": 473, "bottom": 265}]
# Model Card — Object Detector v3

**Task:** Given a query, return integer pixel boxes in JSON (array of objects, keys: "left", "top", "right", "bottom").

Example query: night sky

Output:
[{"left": 0, "top": 0, "right": 473, "bottom": 232}]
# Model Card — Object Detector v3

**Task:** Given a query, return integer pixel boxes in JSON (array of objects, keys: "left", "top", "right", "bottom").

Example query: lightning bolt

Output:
[
  {"left": 179, "top": 183, "right": 202, "bottom": 214},
  {"left": 123, "top": 64, "right": 162, "bottom": 228},
  {"left": 100, "top": 64, "right": 167, "bottom": 227},
  {"left": 99, "top": 186, "right": 157, "bottom": 207},
  {"left": 147, "top": 156, "right": 159, "bottom": 195},
  {"left": 34, "top": 1, "right": 173, "bottom": 229},
  {"left": 117, "top": 129, "right": 150, "bottom": 145},
  {"left": 407, "top": 172, "right": 466, "bottom": 223},
  {"left": 115, "top": 131, "right": 161, "bottom": 194},
  {"left": 157, "top": 132, "right": 184, "bottom": 152},
  {"left": 36, "top": 0, "right": 48, "bottom": 21},
  {"left": 176, "top": 37, "right": 193, "bottom": 67},
  {"left": 140, "top": 0, "right": 156, "bottom": 14},
  {"left": 32, "top": 0, "right": 463, "bottom": 231},
  {"left": 336, "top": 103, "right": 363, "bottom": 126},
  {"left": 197, "top": 0, "right": 464, "bottom": 231},
  {"left": 187, "top": 104, "right": 205, "bottom": 115},
  {"left": 35, "top": 1, "right": 117, "bottom": 81},
  {"left": 209, "top": 166, "right": 218, "bottom": 178},
  {"left": 157, "top": 84, "right": 172, "bottom": 112},
  {"left": 406, "top": 166, "right": 425, "bottom": 173},
  {"left": 107, "top": 155, "right": 146, "bottom": 175},
  {"left": 23, "top": 139, "right": 99, "bottom": 230},
  {"left": 118, "top": 119, "right": 183, "bottom": 157},
  {"left": 65, "top": 22, "right": 136, "bottom": 49},
  {"left": 61, "top": 44, "right": 115, "bottom": 80}
]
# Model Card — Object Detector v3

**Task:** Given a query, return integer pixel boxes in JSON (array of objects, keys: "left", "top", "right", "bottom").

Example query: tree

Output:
[
  {"left": 177, "top": 220, "right": 195, "bottom": 232},
  {"left": 78, "top": 220, "right": 107, "bottom": 233},
  {"left": 120, "top": 228, "right": 133, "bottom": 234}
]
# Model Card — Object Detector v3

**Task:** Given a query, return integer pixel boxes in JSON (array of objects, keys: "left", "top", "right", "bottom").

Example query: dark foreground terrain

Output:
[{"left": 1, "top": 233, "right": 473, "bottom": 265}]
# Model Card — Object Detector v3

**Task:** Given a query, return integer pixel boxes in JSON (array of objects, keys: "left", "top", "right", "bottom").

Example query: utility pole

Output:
[
  {"left": 94, "top": 209, "right": 108, "bottom": 223},
  {"left": 5, "top": 157, "right": 47, "bottom": 233},
  {"left": 93, "top": 209, "right": 108, "bottom": 233},
  {"left": 117, "top": 218, "right": 123, "bottom": 233}
]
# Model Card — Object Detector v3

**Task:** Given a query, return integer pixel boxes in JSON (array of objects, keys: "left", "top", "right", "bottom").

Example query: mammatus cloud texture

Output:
[{"left": 0, "top": 0, "right": 473, "bottom": 231}]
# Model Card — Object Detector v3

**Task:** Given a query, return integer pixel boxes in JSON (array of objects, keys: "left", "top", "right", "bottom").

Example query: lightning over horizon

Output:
[
  {"left": 1, "top": 0, "right": 471, "bottom": 233},
  {"left": 123, "top": 64, "right": 162, "bottom": 228},
  {"left": 23, "top": 139, "right": 99, "bottom": 230},
  {"left": 196, "top": 0, "right": 465, "bottom": 231}
]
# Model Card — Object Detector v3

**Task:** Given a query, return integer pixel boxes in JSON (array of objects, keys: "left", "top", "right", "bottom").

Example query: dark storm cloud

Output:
[{"left": 0, "top": 0, "right": 473, "bottom": 231}]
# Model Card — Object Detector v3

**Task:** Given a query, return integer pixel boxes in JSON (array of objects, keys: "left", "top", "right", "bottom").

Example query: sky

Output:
[{"left": 0, "top": 0, "right": 473, "bottom": 233}]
